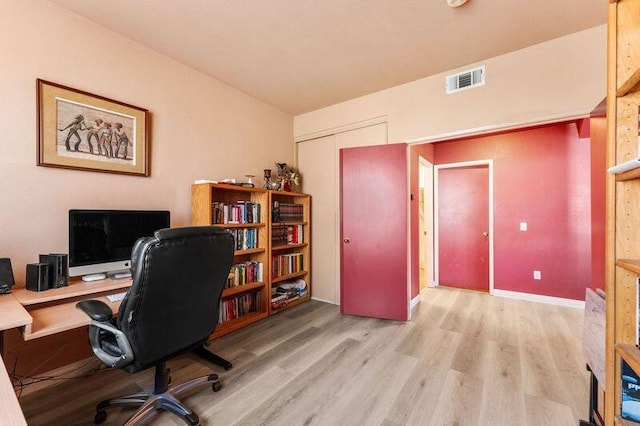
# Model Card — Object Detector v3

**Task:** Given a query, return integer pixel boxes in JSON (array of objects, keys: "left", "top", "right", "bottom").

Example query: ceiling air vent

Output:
[{"left": 446, "top": 65, "right": 485, "bottom": 94}]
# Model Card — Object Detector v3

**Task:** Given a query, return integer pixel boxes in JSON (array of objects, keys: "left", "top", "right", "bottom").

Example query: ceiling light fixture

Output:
[{"left": 447, "top": 0, "right": 468, "bottom": 7}]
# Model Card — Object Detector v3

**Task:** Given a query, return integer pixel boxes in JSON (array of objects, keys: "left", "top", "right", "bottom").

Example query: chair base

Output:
[
  {"left": 193, "top": 345, "right": 233, "bottom": 370},
  {"left": 95, "top": 363, "right": 221, "bottom": 425}
]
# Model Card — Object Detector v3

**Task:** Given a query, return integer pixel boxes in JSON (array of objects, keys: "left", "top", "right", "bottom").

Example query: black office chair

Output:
[{"left": 76, "top": 226, "right": 234, "bottom": 425}]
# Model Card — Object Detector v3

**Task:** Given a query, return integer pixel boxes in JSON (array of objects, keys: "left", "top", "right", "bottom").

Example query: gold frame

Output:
[{"left": 37, "top": 79, "right": 149, "bottom": 176}]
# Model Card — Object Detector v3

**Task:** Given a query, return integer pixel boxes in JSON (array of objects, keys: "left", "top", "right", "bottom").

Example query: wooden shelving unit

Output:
[
  {"left": 605, "top": 1, "right": 640, "bottom": 423},
  {"left": 268, "top": 190, "right": 311, "bottom": 314},
  {"left": 191, "top": 183, "right": 270, "bottom": 339}
]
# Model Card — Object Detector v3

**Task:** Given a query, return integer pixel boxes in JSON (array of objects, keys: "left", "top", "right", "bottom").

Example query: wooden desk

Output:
[
  {"left": 0, "top": 295, "right": 30, "bottom": 425},
  {"left": 12, "top": 278, "right": 131, "bottom": 340},
  {"left": 0, "top": 278, "right": 132, "bottom": 425}
]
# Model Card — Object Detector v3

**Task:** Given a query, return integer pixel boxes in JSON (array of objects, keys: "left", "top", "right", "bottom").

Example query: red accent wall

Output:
[
  {"left": 432, "top": 122, "right": 591, "bottom": 300},
  {"left": 409, "top": 144, "right": 434, "bottom": 299},
  {"left": 590, "top": 99, "right": 607, "bottom": 291}
]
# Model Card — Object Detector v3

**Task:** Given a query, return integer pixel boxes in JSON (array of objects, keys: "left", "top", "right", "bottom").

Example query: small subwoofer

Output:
[
  {"left": 0, "top": 258, "right": 15, "bottom": 294},
  {"left": 26, "top": 263, "right": 49, "bottom": 292}
]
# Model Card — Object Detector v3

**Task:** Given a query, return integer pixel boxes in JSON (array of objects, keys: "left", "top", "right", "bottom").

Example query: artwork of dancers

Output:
[
  {"left": 114, "top": 123, "right": 132, "bottom": 159},
  {"left": 58, "top": 114, "right": 88, "bottom": 151},
  {"left": 56, "top": 99, "right": 135, "bottom": 161}
]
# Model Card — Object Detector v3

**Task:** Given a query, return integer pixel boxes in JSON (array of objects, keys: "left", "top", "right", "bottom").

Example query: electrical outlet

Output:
[
  {"left": 520, "top": 222, "right": 527, "bottom": 231},
  {"left": 533, "top": 270, "right": 541, "bottom": 280}
]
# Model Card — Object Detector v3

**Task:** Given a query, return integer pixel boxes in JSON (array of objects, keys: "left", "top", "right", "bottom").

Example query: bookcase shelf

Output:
[
  {"left": 269, "top": 190, "right": 311, "bottom": 315},
  {"left": 616, "top": 344, "right": 640, "bottom": 377},
  {"left": 222, "top": 281, "right": 265, "bottom": 298},
  {"left": 605, "top": 1, "right": 640, "bottom": 423},
  {"left": 234, "top": 248, "right": 266, "bottom": 256},
  {"left": 192, "top": 183, "right": 270, "bottom": 338},
  {"left": 616, "top": 168, "right": 640, "bottom": 181},
  {"left": 271, "top": 294, "right": 311, "bottom": 313},
  {"left": 209, "top": 311, "right": 269, "bottom": 340},
  {"left": 192, "top": 184, "right": 313, "bottom": 332},
  {"left": 272, "top": 243, "right": 308, "bottom": 252},
  {"left": 616, "top": 259, "right": 640, "bottom": 275},
  {"left": 272, "top": 271, "right": 308, "bottom": 284},
  {"left": 219, "top": 222, "right": 266, "bottom": 229}
]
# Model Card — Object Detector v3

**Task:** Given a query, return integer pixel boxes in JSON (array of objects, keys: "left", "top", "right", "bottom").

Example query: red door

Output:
[
  {"left": 340, "top": 144, "right": 409, "bottom": 321},
  {"left": 437, "top": 165, "right": 489, "bottom": 291}
]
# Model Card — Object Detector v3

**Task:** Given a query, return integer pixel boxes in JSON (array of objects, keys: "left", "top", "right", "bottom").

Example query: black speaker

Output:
[
  {"left": 0, "top": 258, "right": 15, "bottom": 294},
  {"left": 39, "top": 253, "right": 68, "bottom": 289},
  {"left": 26, "top": 263, "right": 49, "bottom": 292}
]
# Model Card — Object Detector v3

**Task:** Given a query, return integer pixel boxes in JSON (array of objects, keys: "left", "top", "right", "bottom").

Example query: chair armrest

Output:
[{"left": 76, "top": 300, "right": 113, "bottom": 322}]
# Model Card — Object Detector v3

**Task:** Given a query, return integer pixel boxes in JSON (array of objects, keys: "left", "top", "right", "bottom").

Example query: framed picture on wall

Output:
[{"left": 36, "top": 79, "right": 149, "bottom": 176}]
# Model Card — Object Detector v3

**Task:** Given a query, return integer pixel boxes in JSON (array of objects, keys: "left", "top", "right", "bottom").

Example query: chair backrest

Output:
[{"left": 117, "top": 226, "right": 234, "bottom": 369}]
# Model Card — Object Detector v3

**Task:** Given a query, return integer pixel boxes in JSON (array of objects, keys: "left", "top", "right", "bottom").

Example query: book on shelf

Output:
[
  {"left": 227, "top": 261, "right": 263, "bottom": 288},
  {"left": 211, "top": 201, "right": 261, "bottom": 224},
  {"left": 218, "top": 290, "right": 262, "bottom": 324},
  {"left": 270, "top": 278, "right": 308, "bottom": 309},
  {"left": 622, "top": 359, "right": 640, "bottom": 422},
  {"left": 272, "top": 224, "right": 303, "bottom": 245},
  {"left": 636, "top": 277, "right": 640, "bottom": 348},
  {"left": 272, "top": 202, "right": 303, "bottom": 222},
  {"left": 229, "top": 227, "right": 259, "bottom": 250},
  {"left": 271, "top": 253, "right": 304, "bottom": 278}
]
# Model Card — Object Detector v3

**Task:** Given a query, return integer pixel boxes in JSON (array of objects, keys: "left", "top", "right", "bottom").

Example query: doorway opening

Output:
[{"left": 418, "top": 157, "right": 434, "bottom": 292}]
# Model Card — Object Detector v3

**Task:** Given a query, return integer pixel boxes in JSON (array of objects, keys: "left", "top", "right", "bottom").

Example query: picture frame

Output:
[{"left": 37, "top": 79, "right": 149, "bottom": 176}]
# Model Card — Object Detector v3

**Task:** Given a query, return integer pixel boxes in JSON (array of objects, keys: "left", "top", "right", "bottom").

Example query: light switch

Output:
[{"left": 520, "top": 222, "right": 527, "bottom": 231}]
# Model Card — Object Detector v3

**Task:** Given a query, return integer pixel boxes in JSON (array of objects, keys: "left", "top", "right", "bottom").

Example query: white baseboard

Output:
[
  {"left": 410, "top": 295, "right": 420, "bottom": 309},
  {"left": 311, "top": 296, "right": 339, "bottom": 305},
  {"left": 492, "top": 289, "right": 585, "bottom": 309}
]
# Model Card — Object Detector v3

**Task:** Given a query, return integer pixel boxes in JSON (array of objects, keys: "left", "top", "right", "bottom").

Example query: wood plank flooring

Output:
[{"left": 19, "top": 287, "right": 589, "bottom": 425}]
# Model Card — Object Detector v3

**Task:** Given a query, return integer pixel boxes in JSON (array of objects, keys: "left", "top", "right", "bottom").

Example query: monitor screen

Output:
[{"left": 68, "top": 209, "right": 170, "bottom": 277}]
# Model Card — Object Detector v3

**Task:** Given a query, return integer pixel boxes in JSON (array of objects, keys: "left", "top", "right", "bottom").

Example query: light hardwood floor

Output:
[{"left": 20, "top": 287, "right": 589, "bottom": 425}]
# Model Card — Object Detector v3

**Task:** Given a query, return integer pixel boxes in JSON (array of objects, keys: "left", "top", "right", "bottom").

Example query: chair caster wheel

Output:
[
  {"left": 95, "top": 410, "right": 107, "bottom": 424},
  {"left": 212, "top": 381, "right": 222, "bottom": 392}
]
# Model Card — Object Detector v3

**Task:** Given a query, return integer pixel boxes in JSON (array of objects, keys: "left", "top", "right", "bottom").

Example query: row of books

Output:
[
  {"left": 271, "top": 279, "right": 308, "bottom": 310},
  {"left": 272, "top": 201, "right": 303, "bottom": 223},
  {"left": 229, "top": 227, "right": 259, "bottom": 250},
  {"left": 271, "top": 253, "right": 304, "bottom": 278},
  {"left": 218, "top": 290, "right": 261, "bottom": 325},
  {"left": 227, "top": 261, "right": 263, "bottom": 288},
  {"left": 211, "top": 201, "right": 261, "bottom": 224},
  {"left": 271, "top": 224, "right": 304, "bottom": 246}
]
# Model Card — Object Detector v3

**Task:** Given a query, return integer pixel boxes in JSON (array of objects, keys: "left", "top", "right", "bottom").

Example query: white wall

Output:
[
  {"left": 0, "top": 0, "right": 293, "bottom": 283},
  {"left": 294, "top": 25, "right": 606, "bottom": 143}
]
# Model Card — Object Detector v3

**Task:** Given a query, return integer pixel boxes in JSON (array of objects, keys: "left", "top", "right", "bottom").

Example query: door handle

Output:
[
  {"left": 482, "top": 231, "right": 489, "bottom": 237},
  {"left": 343, "top": 237, "right": 350, "bottom": 243}
]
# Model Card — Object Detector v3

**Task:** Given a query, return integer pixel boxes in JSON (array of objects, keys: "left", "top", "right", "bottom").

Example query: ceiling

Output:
[{"left": 48, "top": 0, "right": 606, "bottom": 115}]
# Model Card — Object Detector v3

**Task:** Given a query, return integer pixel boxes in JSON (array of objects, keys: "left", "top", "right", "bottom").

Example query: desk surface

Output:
[
  {"left": 0, "top": 294, "right": 32, "bottom": 332},
  {"left": 13, "top": 278, "right": 132, "bottom": 306},
  {"left": 16, "top": 278, "right": 132, "bottom": 340}
]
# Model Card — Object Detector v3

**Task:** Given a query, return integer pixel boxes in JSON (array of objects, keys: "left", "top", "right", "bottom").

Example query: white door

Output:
[{"left": 297, "top": 123, "right": 387, "bottom": 304}]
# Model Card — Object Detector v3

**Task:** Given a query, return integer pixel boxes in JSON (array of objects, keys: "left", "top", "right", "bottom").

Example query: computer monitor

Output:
[{"left": 68, "top": 209, "right": 170, "bottom": 278}]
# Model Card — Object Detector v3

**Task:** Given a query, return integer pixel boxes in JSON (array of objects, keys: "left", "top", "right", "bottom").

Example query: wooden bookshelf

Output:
[
  {"left": 268, "top": 190, "right": 311, "bottom": 314},
  {"left": 616, "top": 259, "right": 640, "bottom": 275},
  {"left": 605, "top": 1, "right": 640, "bottom": 423},
  {"left": 192, "top": 183, "right": 270, "bottom": 338}
]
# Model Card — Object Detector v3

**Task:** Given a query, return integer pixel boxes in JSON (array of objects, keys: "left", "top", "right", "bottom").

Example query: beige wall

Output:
[
  {"left": 1, "top": 0, "right": 293, "bottom": 283},
  {"left": 294, "top": 25, "right": 606, "bottom": 143}
]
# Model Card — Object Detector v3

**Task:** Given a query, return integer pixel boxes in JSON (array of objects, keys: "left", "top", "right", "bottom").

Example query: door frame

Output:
[
  {"left": 418, "top": 156, "right": 434, "bottom": 291},
  {"left": 434, "top": 160, "right": 494, "bottom": 294}
]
